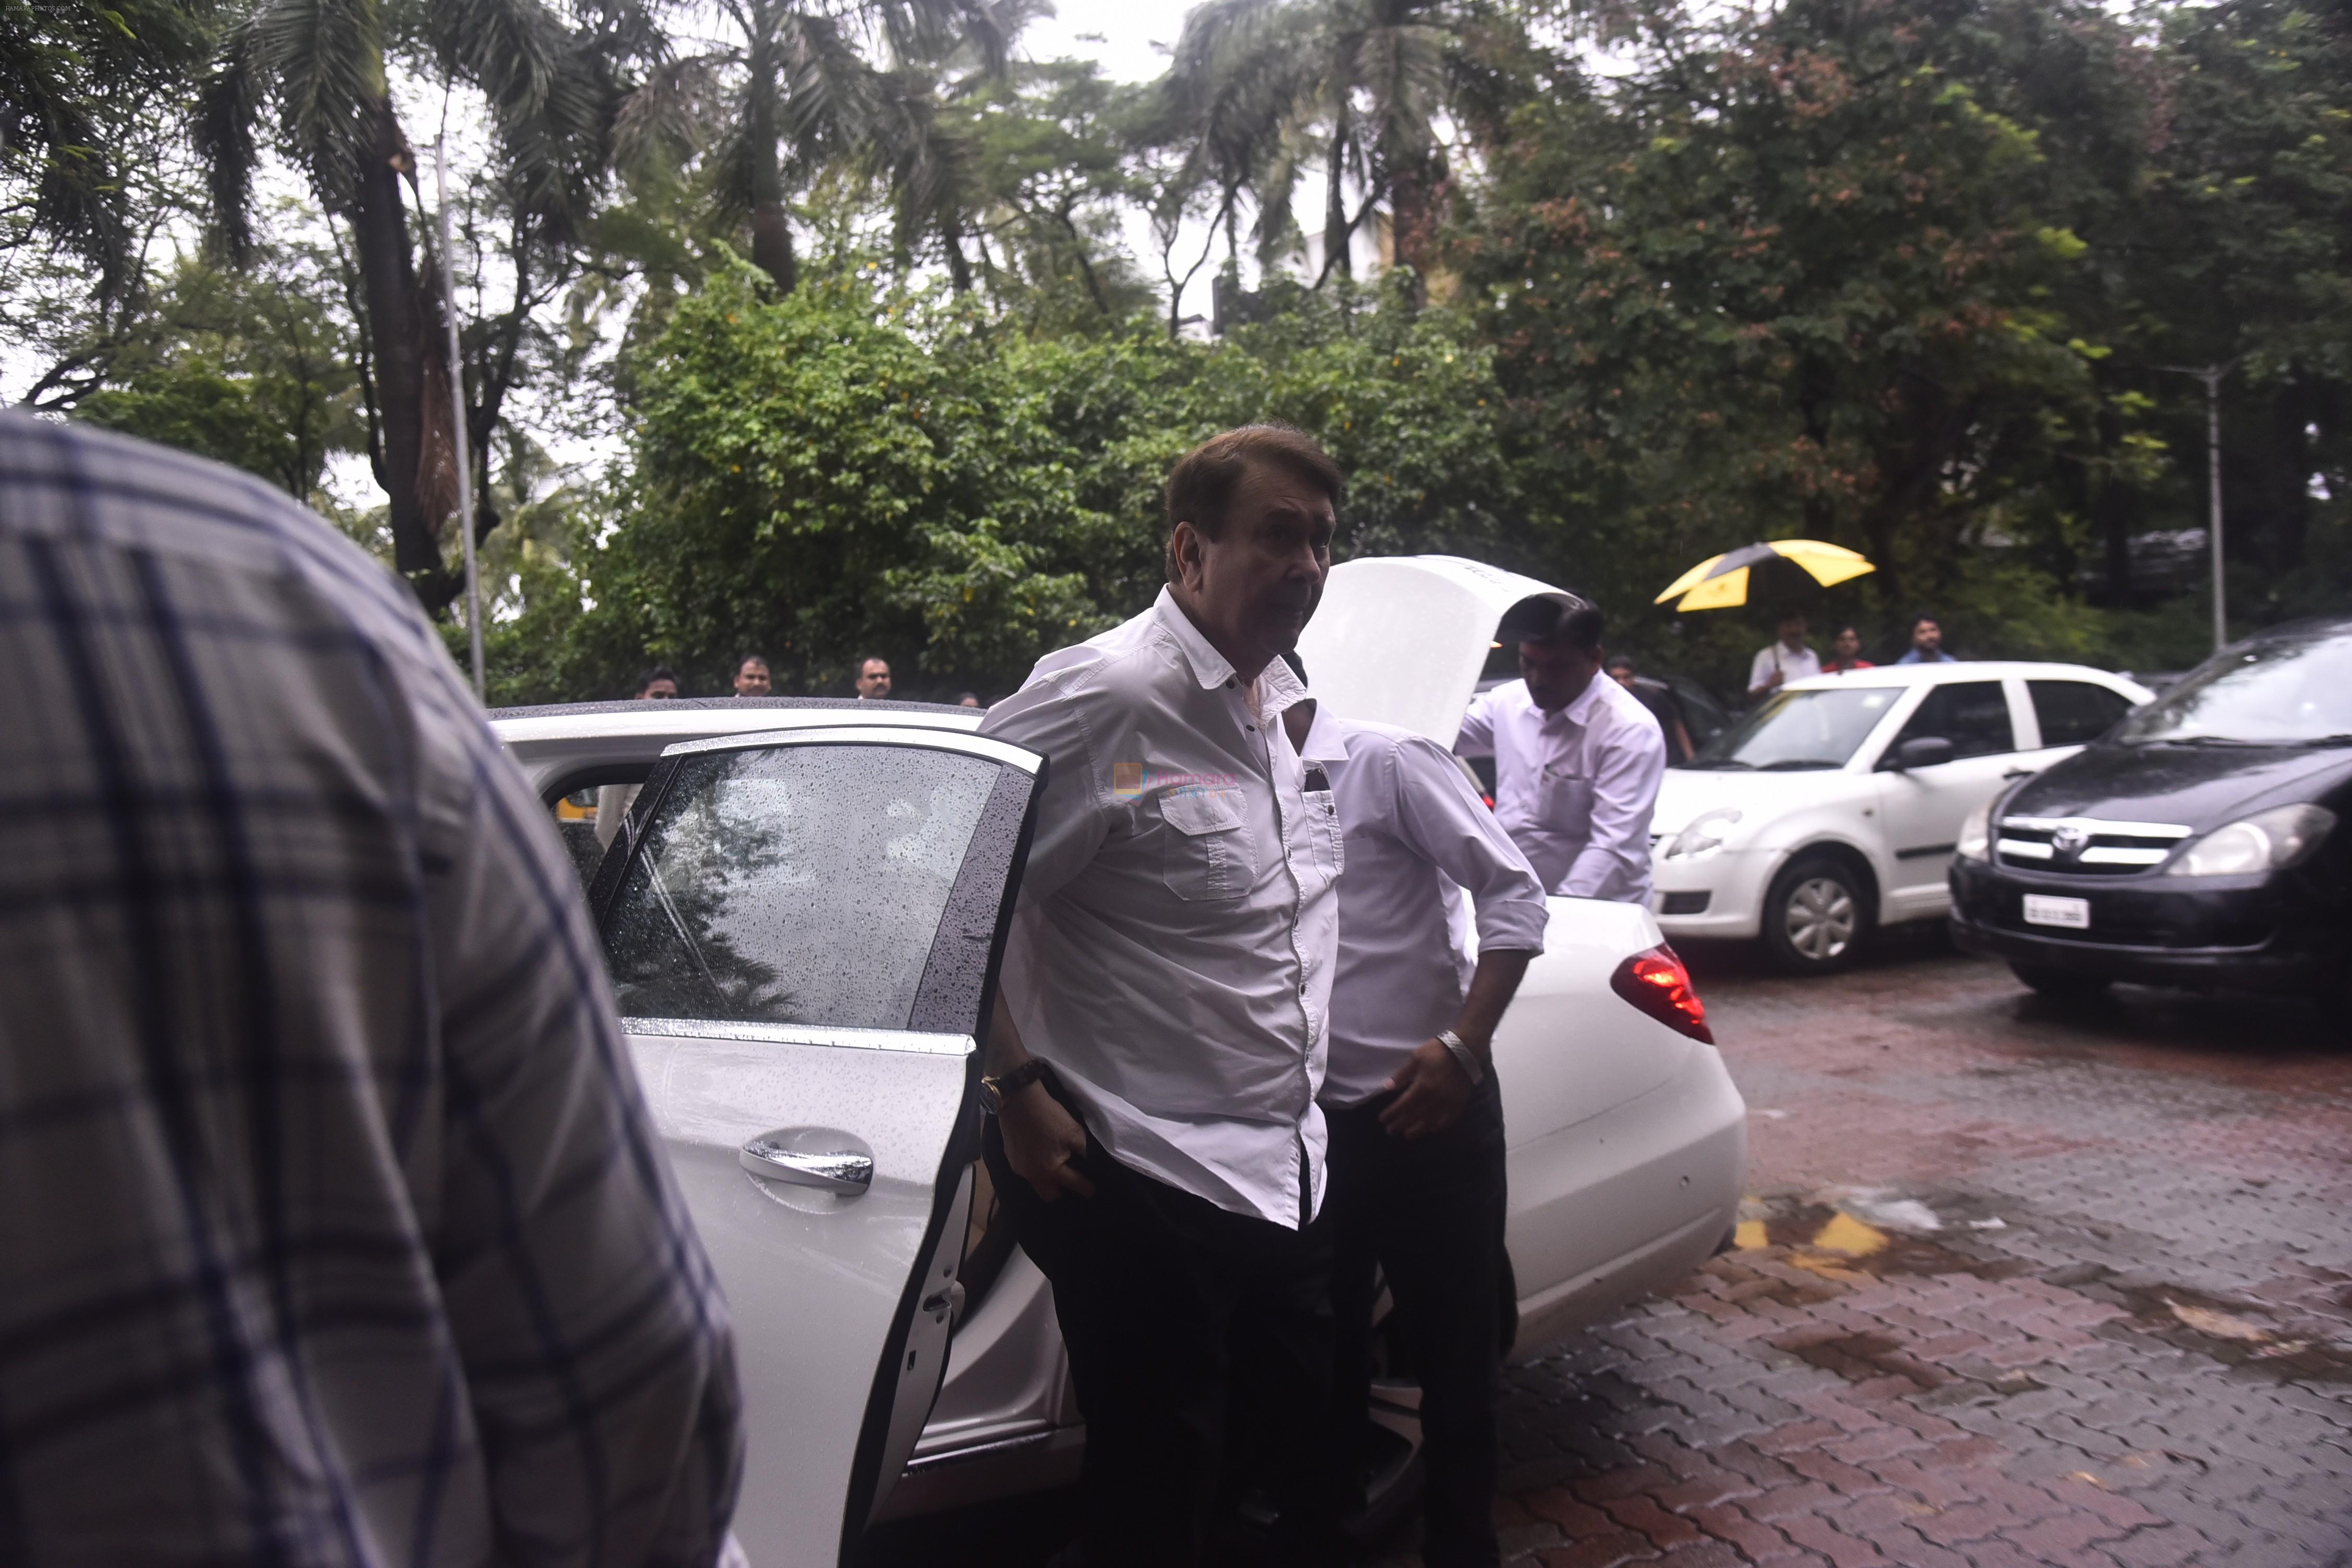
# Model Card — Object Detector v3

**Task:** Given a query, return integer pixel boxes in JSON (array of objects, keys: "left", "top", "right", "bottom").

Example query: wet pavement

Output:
[
  {"left": 867, "top": 936, "right": 2352, "bottom": 1566},
  {"left": 1472, "top": 935, "right": 2352, "bottom": 1568}
]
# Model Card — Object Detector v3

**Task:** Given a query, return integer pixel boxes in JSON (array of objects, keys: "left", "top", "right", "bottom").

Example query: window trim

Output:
[{"left": 585, "top": 729, "right": 1047, "bottom": 1040}]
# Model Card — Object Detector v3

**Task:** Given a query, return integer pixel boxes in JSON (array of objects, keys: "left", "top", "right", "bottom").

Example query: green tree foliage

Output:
[
  {"left": 77, "top": 234, "right": 364, "bottom": 498},
  {"left": 0, "top": 0, "right": 214, "bottom": 293},
  {"left": 516, "top": 259, "right": 1514, "bottom": 702}
]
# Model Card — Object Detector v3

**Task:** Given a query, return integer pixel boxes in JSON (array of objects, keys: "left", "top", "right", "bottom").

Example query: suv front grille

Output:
[{"left": 1996, "top": 815, "right": 2194, "bottom": 876}]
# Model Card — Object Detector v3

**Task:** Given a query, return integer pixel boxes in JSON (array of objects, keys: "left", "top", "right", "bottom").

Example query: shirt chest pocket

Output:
[
  {"left": 1538, "top": 769, "right": 1597, "bottom": 829},
  {"left": 1160, "top": 788, "right": 1255, "bottom": 902}
]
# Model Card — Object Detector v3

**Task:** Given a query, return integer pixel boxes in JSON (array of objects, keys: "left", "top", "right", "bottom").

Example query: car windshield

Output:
[
  {"left": 2115, "top": 631, "right": 2352, "bottom": 746},
  {"left": 1679, "top": 685, "right": 1901, "bottom": 770}
]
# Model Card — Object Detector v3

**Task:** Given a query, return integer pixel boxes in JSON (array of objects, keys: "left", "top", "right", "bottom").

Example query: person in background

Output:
[
  {"left": 1821, "top": 624, "right": 1875, "bottom": 674},
  {"left": 1605, "top": 653, "right": 1695, "bottom": 763},
  {"left": 956, "top": 691, "right": 983, "bottom": 708},
  {"left": 855, "top": 656, "right": 892, "bottom": 698},
  {"left": 1897, "top": 615, "right": 1958, "bottom": 664},
  {"left": 597, "top": 666, "right": 680, "bottom": 849},
  {"left": 0, "top": 413, "right": 741, "bottom": 1566},
  {"left": 975, "top": 424, "right": 1346, "bottom": 1566},
  {"left": 1457, "top": 596, "right": 1667, "bottom": 905},
  {"left": 733, "top": 654, "right": 772, "bottom": 695},
  {"left": 1746, "top": 612, "right": 1821, "bottom": 700},
  {"left": 1285, "top": 657, "right": 1546, "bottom": 1568}
]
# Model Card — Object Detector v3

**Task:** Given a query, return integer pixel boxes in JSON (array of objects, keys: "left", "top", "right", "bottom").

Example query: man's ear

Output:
[{"left": 1169, "top": 520, "right": 1206, "bottom": 593}]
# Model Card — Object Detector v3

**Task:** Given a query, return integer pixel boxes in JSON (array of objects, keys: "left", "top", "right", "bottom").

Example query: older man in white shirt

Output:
[
  {"left": 1457, "top": 595, "right": 1668, "bottom": 905},
  {"left": 1284, "top": 660, "right": 1546, "bottom": 1568},
  {"left": 975, "top": 425, "right": 1348, "bottom": 1566}
]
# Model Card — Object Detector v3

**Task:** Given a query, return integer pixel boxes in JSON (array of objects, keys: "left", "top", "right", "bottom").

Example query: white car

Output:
[
  {"left": 1648, "top": 660, "right": 2154, "bottom": 971},
  {"left": 491, "top": 554, "right": 1745, "bottom": 1566}
]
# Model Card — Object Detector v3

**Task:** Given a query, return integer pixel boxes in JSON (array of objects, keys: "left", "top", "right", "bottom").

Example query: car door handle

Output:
[
  {"left": 739, "top": 1136, "right": 874, "bottom": 1193},
  {"left": 2002, "top": 769, "right": 2034, "bottom": 779}
]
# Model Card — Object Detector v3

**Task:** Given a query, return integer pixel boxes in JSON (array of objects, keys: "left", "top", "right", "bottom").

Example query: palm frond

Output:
[{"left": 193, "top": 20, "right": 269, "bottom": 261}]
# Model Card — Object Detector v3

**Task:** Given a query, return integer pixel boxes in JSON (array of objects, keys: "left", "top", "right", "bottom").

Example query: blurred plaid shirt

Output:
[{"left": 0, "top": 413, "right": 741, "bottom": 1565}]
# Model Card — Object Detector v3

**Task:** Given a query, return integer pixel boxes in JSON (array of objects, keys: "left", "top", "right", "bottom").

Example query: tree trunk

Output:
[
  {"left": 350, "top": 94, "right": 438, "bottom": 600},
  {"left": 1323, "top": 103, "right": 1352, "bottom": 284},
  {"left": 1387, "top": 156, "right": 1438, "bottom": 306},
  {"left": 745, "top": 27, "right": 796, "bottom": 293}
]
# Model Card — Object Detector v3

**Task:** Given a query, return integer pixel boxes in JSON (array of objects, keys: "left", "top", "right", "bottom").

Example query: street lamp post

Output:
[
  {"left": 435, "top": 133, "right": 486, "bottom": 702},
  {"left": 2160, "top": 363, "right": 2228, "bottom": 653}
]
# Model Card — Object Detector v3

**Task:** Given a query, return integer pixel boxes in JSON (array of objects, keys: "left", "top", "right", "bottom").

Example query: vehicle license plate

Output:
[{"left": 2023, "top": 894, "right": 2091, "bottom": 930}]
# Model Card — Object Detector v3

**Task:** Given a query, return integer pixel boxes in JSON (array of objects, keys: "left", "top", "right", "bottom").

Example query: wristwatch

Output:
[
  {"left": 1437, "top": 1028, "right": 1485, "bottom": 1086},
  {"left": 978, "top": 1058, "right": 1050, "bottom": 1115}
]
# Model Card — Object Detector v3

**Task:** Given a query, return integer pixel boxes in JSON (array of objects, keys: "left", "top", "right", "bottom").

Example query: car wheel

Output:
[
  {"left": 1762, "top": 854, "right": 1869, "bottom": 974},
  {"left": 2011, "top": 963, "right": 2112, "bottom": 999}
]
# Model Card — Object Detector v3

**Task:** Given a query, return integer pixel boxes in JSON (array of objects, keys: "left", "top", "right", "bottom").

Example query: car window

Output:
[
  {"left": 546, "top": 770, "right": 654, "bottom": 888},
  {"left": 2115, "top": 630, "right": 2352, "bottom": 744},
  {"left": 2028, "top": 680, "right": 2132, "bottom": 748},
  {"left": 1890, "top": 681, "right": 2015, "bottom": 760},
  {"left": 601, "top": 743, "right": 1000, "bottom": 1029},
  {"left": 1682, "top": 685, "right": 1900, "bottom": 770}
]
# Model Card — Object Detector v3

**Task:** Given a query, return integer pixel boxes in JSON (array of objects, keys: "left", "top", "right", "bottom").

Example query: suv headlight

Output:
[
  {"left": 1956, "top": 802, "right": 1992, "bottom": 862},
  {"left": 2165, "top": 803, "right": 2336, "bottom": 877},
  {"left": 1664, "top": 807, "right": 1742, "bottom": 861}
]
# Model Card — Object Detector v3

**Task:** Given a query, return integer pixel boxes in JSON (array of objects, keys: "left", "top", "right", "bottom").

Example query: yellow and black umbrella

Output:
[{"left": 1653, "top": 539, "right": 1876, "bottom": 612}]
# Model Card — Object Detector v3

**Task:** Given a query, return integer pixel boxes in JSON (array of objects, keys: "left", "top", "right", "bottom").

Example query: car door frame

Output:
[
  {"left": 579, "top": 723, "right": 1046, "bottom": 1561},
  {"left": 1862, "top": 676, "right": 2032, "bottom": 921}
]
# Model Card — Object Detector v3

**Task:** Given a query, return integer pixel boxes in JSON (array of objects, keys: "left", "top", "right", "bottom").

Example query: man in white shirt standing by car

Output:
[
  {"left": 975, "top": 425, "right": 1347, "bottom": 1567},
  {"left": 1284, "top": 656, "right": 1548, "bottom": 1568},
  {"left": 1746, "top": 611, "right": 1822, "bottom": 699},
  {"left": 1458, "top": 595, "right": 1668, "bottom": 906}
]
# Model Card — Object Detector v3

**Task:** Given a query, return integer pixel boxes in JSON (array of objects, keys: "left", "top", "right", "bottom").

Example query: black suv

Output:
[{"left": 1949, "top": 614, "right": 2352, "bottom": 1004}]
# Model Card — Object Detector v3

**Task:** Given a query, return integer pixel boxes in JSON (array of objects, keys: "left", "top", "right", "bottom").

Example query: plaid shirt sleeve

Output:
[{"left": 0, "top": 412, "right": 741, "bottom": 1567}]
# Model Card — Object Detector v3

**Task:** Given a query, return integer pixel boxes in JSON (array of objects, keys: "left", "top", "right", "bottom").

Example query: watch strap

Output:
[{"left": 981, "top": 1057, "right": 1049, "bottom": 1114}]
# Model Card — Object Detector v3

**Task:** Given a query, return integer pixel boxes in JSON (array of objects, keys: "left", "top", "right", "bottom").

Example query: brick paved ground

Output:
[
  {"left": 1452, "top": 939, "right": 2352, "bottom": 1568},
  {"left": 866, "top": 939, "right": 2352, "bottom": 1567}
]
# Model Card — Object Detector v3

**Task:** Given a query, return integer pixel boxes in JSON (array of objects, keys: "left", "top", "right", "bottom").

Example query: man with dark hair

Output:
[
  {"left": 1282, "top": 654, "right": 1546, "bottom": 1568},
  {"left": 732, "top": 655, "right": 772, "bottom": 695},
  {"left": 976, "top": 422, "right": 1346, "bottom": 1565},
  {"left": 1457, "top": 593, "right": 1667, "bottom": 904},
  {"left": 1897, "top": 614, "right": 1957, "bottom": 664},
  {"left": 0, "top": 412, "right": 741, "bottom": 1565},
  {"left": 598, "top": 666, "right": 681, "bottom": 848},
  {"left": 854, "top": 656, "right": 892, "bottom": 697},
  {"left": 1747, "top": 612, "right": 1820, "bottom": 699}
]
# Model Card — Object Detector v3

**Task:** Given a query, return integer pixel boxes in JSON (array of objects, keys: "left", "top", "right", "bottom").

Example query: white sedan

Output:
[
  {"left": 492, "top": 554, "right": 1746, "bottom": 1565},
  {"left": 1648, "top": 660, "right": 2153, "bottom": 971}
]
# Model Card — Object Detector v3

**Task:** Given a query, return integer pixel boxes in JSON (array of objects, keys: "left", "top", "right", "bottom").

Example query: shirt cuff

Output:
[{"left": 1474, "top": 895, "right": 1549, "bottom": 956}]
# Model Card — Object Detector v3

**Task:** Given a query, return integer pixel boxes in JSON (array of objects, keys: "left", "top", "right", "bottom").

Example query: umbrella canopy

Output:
[{"left": 1654, "top": 539, "right": 1876, "bottom": 612}]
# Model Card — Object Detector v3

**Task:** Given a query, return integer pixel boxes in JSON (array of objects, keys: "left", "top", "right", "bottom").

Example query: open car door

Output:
[{"left": 583, "top": 725, "right": 1043, "bottom": 1566}]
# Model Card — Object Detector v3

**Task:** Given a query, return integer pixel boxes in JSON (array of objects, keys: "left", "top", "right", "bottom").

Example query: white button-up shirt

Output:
[
  {"left": 1301, "top": 709, "right": 1549, "bottom": 1107},
  {"left": 1748, "top": 642, "right": 1822, "bottom": 693},
  {"left": 979, "top": 589, "right": 1342, "bottom": 1228},
  {"left": 1456, "top": 675, "right": 1667, "bottom": 904}
]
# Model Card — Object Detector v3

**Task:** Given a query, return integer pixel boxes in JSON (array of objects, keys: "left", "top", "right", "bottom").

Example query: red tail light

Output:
[{"left": 1610, "top": 944, "right": 1712, "bottom": 1044}]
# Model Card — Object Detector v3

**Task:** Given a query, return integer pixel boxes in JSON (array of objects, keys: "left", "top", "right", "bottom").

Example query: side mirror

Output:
[{"left": 1886, "top": 736, "right": 1956, "bottom": 772}]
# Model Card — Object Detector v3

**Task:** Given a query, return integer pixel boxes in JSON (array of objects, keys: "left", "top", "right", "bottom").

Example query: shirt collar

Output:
[
  {"left": 1150, "top": 586, "right": 1309, "bottom": 716},
  {"left": 1298, "top": 702, "right": 1350, "bottom": 763},
  {"left": 1544, "top": 674, "right": 1610, "bottom": 728}
]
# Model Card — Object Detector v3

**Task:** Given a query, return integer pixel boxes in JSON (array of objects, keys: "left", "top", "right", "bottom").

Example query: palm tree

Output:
[
  {"left": 1162, "top": 0, "right": 1474, "bottom": 288},
  {"left": 193, "top": 0, "right": 626, "bottom": 609},
  {"left": 629, "top": 0, "right": 1007, "bottom": 294}
]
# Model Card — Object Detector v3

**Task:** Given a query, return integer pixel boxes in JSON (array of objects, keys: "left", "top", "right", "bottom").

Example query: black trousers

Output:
[
  {"left": 983, "top": 1088, "right": 1342, "bottom": 1567},
  {"left": 1323, "top": 1076, "right": 1509, "bottom": 1568}
]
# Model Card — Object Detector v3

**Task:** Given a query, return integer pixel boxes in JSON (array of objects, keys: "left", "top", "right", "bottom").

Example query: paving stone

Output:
[{"left": 1372, "top": 953, "right": 2352, "bottom": 1568}]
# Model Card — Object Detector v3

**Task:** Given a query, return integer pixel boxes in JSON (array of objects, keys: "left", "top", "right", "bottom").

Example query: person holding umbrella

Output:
[{"left": 1746, "top": 612, "right": 1821, "bottom": 700}]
